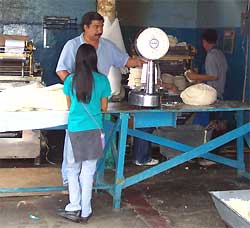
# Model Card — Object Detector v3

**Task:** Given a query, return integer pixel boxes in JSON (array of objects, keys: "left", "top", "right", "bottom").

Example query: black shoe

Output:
[
  {"left": 79, "top": 212, "right": 93, "bottom": 224},
  {"left": 57, "top": 210, "right": 81, "bottom": 223}
]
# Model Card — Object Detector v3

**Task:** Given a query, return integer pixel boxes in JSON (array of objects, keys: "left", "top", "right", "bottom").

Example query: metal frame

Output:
[{"left": 95, "top": 102, "right": 250, "bottom": 209}]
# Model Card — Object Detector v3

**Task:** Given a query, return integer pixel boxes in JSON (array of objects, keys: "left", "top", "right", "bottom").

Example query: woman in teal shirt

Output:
[{"left": 59, "top": 43, "right": 111, "bottom": 223}]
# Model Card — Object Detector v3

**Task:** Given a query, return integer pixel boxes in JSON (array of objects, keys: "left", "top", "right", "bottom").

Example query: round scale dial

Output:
[{"left": 135, "top": 27, "right": 169, "bottom": 60}]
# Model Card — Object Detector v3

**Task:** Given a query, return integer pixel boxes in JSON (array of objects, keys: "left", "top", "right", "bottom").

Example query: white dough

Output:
[
  {"left": 0, "top": 83, "right": 68, "bottom": 111},
  {"left": 180, "top": 83, "right": 217, "bottom": 106},
  {"left": 222, "top": 198, "right": 250, "bottom": 222}
]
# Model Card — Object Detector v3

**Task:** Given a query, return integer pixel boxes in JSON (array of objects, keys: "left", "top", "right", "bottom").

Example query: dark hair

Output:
[
  {"left": 202, "top": 29, "right": 218, "bottom": 44},
  {"left": 72, "top": 43, "right": 98, "bottom": 103},
  {"left": 81, "top": 12, "right": 104, "bottom": 32}
]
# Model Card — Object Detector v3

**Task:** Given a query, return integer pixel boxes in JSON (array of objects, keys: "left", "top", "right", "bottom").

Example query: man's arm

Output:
[
  {"left": 125, "top": 57, "right": 144, "bottom": 68},
  {"left": 186, "top": 70, "right": 217, "bottom": 82},
  {"left": 56, "top": 40, "right": 75, "bottom": 82},
  {"left": 57, "top": 70, "right": 70, "bottom": 82},
  {"left": 161, "top": 82, "right": 178, "bottom": 93}
]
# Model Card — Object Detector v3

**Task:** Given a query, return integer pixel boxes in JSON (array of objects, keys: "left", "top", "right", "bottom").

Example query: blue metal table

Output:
[
  {"left": 96, "top": 100, "right": 250, "bottom": 209},
  {"left": 0, "top": 101, "right": 249, "bottom": 209}
]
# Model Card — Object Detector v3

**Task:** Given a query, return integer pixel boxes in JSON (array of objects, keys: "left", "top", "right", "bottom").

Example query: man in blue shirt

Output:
[
  {"left": 56, "top": 12, "right": 144, "bottom": 185},
  {"left": 57, "top": 12, "right": 142, "bottom": 80},
  {"left": 185, "top": 29, "right": 228, "bottom": 100},
  {"left": 185, "top": 29, "right": 228, "bottom": 166}
]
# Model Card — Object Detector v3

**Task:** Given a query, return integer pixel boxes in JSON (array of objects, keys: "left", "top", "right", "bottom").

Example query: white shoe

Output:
[
  {"left": 199, "top": 159, "right": 216, "bottom": 166},
  {"left": 135, "top": 158, "right": 159, "bottom": 166}
]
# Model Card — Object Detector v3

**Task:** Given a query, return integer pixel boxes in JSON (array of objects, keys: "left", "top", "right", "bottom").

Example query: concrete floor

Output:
[{"left": 0, "top": 145, "right": 249, "bottom": 228}]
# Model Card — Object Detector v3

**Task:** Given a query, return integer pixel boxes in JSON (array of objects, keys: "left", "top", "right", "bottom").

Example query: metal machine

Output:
[
  {"left": 0, "top": 34, "right": 42, "bottom": 163},
  {"left": 0, "top": 35, "right": 42, "bottom": 85},
  {"left": 157, "top": 44, "right": 196, "bottom": 75},
  {"left": 128, "top": 27, "right": 170, "bottom": 107}
]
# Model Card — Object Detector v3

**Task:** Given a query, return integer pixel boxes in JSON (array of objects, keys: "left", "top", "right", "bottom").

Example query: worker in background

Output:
[
  {"left": 56, "top": 12, "right": 143, "bottom": 185},
  {"left": 58, "top": 43, "right": 111, "bottom": 223},
  {"left": 185, "top": 28, "right": 228, "bottom": 166},
  {"left": 185, "top": 29, "right": 228, "bottom": 100}
]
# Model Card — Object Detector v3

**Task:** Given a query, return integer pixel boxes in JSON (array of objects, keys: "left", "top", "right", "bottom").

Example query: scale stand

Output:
[{"left": 128, "top": 27, "right": 169, "bottom": 107}]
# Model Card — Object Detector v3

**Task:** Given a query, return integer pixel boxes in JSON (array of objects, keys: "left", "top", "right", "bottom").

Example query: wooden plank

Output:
[{"left": 0, "top": 167, "right": 67, "bottom": 197}]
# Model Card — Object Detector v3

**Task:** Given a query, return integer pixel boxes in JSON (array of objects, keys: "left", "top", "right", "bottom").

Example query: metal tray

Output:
[{"left": 210, "top": 190, "right": 250, "bottom": 228}]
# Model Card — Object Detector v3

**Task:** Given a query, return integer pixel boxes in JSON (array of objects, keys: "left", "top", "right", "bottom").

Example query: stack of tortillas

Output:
[{"left": 128, "top": 67, "right": 143, "bottom": 87}]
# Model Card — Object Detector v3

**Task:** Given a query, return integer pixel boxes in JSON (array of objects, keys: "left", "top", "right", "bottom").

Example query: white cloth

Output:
[
  {"left": 102, "top": 17, "right": 126, "bottom": 52},
  {"left": 0, "top": 82, "right": 69, "bottom": 132},
  {"left": 107, "top": 66, "right": 122, "bottom": 95},
  {"left": 0, "top": 83, "right": 68, "bottom": 112},
  {"left": 0, "top": 110, "right": 68, "bottom": 132},
  {"left": 102, "top": 17, "right": 127, "bottom": 95}
]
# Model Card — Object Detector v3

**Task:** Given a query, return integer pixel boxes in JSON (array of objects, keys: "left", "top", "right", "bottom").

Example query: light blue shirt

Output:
[
  {"left": 205, "top": 47, "right": 228, "bottom": 99},
  {"left": 56, "top": 33, "right": 129, "bottom": 76},
  {"left": 63, "top": 72, "right": 111, "bottom": 132}
]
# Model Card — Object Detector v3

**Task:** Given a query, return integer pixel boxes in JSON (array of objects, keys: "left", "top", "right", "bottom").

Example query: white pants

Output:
[
  {"left": 64, "top": 133, "right": 97, "bottom": 217},
  {"left": 61, "top": 131, "right": 70, "bottom": 185}
]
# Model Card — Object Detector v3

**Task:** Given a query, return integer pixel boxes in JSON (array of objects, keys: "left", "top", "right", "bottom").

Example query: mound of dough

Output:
[
  {"left": 0, "top": 83, "right": 68, "bottom": 111},
  {"left": 180, "top": 83, "right": 217, "bottom": 106}
]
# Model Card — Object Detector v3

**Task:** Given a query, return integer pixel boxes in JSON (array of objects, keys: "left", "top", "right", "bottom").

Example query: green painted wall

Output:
[
  {"left": 197, "top": 0, "right": 247, "bottom": 28},
  {"left": 117, "top": 0, "right": 198, "bottom": 28}
]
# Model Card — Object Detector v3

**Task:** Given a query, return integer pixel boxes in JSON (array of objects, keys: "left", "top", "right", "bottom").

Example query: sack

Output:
[{"left": 69, "top": 129, "right": 104, "bottom": 162}]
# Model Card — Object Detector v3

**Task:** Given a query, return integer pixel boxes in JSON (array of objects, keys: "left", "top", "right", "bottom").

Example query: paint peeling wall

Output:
[
  {"left": 0, "top": 0, "right": 95, "bottom": 23},
  {"left": 196, "top": 0, "right": 249, "bottom": 100},
  {"left": 116, "top": 0, "right": 198, "bottom": 60},
  {"left": 0, "top": 0, "right": 96, "bottom": 85},
  {"left": 116, "top": 0, "right": 248, "bottom": 101},
  {"left": 197, "top": 0, "right": 247, "bottom": 28},
  {"left": 117, "top": 0, "right": 198, "bottom": 28},
  {"left": 0, "top": 0, "right": 248, "bottom": 101}
]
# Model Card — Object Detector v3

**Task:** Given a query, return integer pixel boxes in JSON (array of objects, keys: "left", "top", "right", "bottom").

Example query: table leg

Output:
[
  {"left": 113, "top": 113, "right": 129, "bottom": 209},
  {"left": 235, "top": 110, "right": 246, "bottom": 176}
]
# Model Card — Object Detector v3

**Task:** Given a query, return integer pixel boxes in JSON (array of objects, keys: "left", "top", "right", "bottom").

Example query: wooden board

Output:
[{"left": 0, "top": 167, "right": 67, "bottom": 197}]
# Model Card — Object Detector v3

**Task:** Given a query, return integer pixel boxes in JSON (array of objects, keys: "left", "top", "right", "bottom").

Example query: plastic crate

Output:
[{"left": 210, "top": 190, "right": 250, "bottom": 228}]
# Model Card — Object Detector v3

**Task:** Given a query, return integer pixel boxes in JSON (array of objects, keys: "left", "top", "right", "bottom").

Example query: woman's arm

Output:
[{"left": 101, "top": 97, "right": 108, "bottom": 112}]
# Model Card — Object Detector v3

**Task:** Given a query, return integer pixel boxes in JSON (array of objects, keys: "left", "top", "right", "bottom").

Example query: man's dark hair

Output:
[
  {"left": 81, "top": 12, "right": 104, "bottom": 31},
  {"left": 202, "top": 29, "right": 218, "bottom": 44}
]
